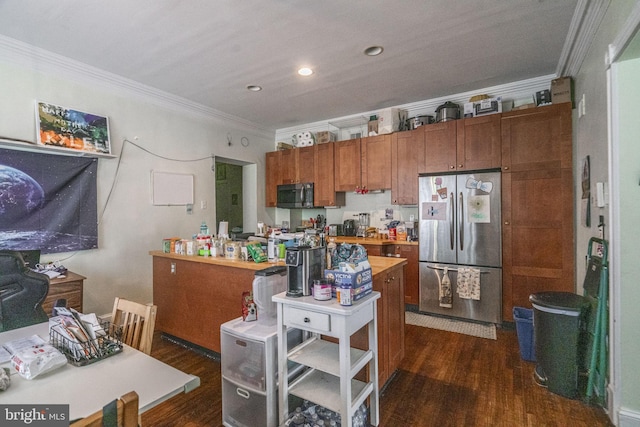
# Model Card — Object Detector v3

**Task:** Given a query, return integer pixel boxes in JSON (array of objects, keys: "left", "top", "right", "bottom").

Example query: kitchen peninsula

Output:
[{"left": 150, "top": 251, "right": 406, "bottom": 386}]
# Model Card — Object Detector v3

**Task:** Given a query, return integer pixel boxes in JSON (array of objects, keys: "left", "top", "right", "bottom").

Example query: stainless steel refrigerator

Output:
[{"left": 418, "top": 170, "right": 502, "bottom": 324}]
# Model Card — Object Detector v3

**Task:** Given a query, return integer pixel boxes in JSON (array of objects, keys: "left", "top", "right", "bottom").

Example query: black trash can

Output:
[{"left": 529, "top": 292, "right": 590, "bottom": 399}]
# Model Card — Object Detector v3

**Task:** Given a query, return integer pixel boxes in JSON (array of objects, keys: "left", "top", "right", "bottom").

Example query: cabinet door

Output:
[
  {"left": 392, "top": 128, "right": 424, "bottom": 205},
  {"left": 456, "top": 114, "right": 501, "bottom": 171},
  {"left": 361, "top": 134, "right": 392, "bottom": 190},
  {"left": 265, "top": 151, "right": 281, "bottom": 207},
  {"left": 397, "top": 245, "right": 419, "bottom": 305},
  {"left": 372, "top": 272, "right": 389, "bottom": 387},
  {"left": 501, "top": 103, "right": 572, "bottom": 173},
  {"left": 501, "top": 168, "right": 574, "bottom": 321},
  {"left": 280, "top": 149, "right": 297, "bottom": 184},
  {"left": 314, "top": 143, "right": 345, "bottom": 207},
  {"left": 422, "top": 121, "right": 457, "bottom": 173},
  {"left": 297, "top": 145, "right": 315, "bottom": 183},
  {"left": 334, "top": 138, "right": 362, "bottom": 192},
  {"left": 386, "top": 266, "right": 405, "bottom": 373}
]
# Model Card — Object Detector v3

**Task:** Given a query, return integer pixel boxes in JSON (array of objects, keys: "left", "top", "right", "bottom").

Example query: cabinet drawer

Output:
[{"left": 284, "top": 306, "right": 331, "bottom": 333}]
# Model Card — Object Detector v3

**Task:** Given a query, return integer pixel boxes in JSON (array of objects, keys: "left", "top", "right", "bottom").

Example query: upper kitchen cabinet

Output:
[
  {"left": 456, "top": 114, "right": 501, "bottom": 171},
  {"left": 501, "top": 103, "right": 572, "bottom": 172},
  {"left": 361, "top": 134, "right": 392, "bottom": 191},
  {"left": 334, "top": 138, "right": 362, "bottom": 192},
  {"left": 265, "top": 151, "right": 281, "bottom": 207},
  {"left": 391, "top": 127, "right": 425, "bottom": 205},
  {"left": 280, "top": 145, "right": 315, "bottom": 184},
  {"left": 421, "top": 115, "right": 501, "bottom": 173},
  {"left": 421, "top": 121, "right": 457, "bottom": 173},
  {"left": 314, "top": 142, "right": 345, "bottom": 207}
]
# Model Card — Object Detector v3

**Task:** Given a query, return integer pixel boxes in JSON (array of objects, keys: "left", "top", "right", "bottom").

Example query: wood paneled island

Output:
[{"left": 150, "top": 250, "right": 406, "bottom": 385}]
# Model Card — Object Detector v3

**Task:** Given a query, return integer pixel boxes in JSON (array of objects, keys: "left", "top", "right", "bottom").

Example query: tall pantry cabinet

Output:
[{"left": 500, "top": 103, "right": 574, "bottom": 321}]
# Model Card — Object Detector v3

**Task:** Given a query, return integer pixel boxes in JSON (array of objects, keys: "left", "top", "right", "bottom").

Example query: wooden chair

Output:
[
  {"left": 71, "top": 390, "right": 139, "bottom": 427},
  {"left": 111, "top": 297, "right": 157, "bottom": 355}
]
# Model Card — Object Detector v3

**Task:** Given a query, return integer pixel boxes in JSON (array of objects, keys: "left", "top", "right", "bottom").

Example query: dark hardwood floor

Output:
[{"left": 142, "top": 324, "right": 612, "bottom": 427}]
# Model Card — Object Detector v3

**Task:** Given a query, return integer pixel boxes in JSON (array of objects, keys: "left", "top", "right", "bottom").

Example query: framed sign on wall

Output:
[{"left": 36, "top": 100, "right": 111, "bottom": 155}]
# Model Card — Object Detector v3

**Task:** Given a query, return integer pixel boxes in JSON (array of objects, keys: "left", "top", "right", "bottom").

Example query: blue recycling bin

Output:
[{"left": 513, "top": 307, "right": 535, "bottom": 362}]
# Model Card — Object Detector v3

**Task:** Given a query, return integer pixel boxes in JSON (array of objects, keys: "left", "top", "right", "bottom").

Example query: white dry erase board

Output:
[{"left": 151, "top": 171, "right": 194, "bottom": 205}]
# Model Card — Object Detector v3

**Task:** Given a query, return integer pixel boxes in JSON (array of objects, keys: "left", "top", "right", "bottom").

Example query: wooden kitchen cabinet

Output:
[
  {"left": 392, "top": 127, "right": 425, "bottom": 205},
  {"left": 421, "top": 115, "right": 501, "bottom": 173},
  {"left": 280, "top": 145, "right": 315, "bottom": 184},
  {"left": 422, "top": 121, "right": 457, "bottom": 173},
  {"left": 314, "top": 142, "right": 345, "bottom": 207},
  {"left": 342, "top": 261, "right": 406, "bottom": 389},
  {"left": 361, "top": 134, "right": 392, "bottom": 191},
  {"left": 384, "top": 244, "right": 419, "bottom": 305},
  {"left": 334, "top": 138, "right": 362, "bottom": 192},
  {"left": 500, "top": 103, "right": 574, "bottom": 321},
  {"left": 456, "top": 114, "right": 502, "bottom": 171},
  {"left": 265, "top": 151, "right": 281, "bottom": 207},
  {"left": 501, "top": 103, "right": 573, "bottom": 173}
]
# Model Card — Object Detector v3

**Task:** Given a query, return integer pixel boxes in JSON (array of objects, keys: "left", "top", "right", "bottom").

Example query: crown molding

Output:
[
  {"left": 556, "top": 0, "right": 611, "bottom": 77},
  {"left": 275, "top": 74, "right": 555, "bottom": 141},
  {"left": 0, "top": 35, "right": 273, "bottom": 136}
]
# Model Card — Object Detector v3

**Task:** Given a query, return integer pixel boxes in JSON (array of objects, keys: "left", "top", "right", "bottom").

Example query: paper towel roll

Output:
[{"left": 218, "top": 221, "right": 229, "bottom": 238}]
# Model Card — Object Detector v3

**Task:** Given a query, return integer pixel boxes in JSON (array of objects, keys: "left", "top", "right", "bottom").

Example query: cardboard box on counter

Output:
[
  {"left": 551, "top": 76, "right": 574, "bottom": 107},
  {"left": 316, "top": 131, "right": 337, "bottom": 144},
  {"left": 377, "top": 108, "right": 408, "bottom": 134}
]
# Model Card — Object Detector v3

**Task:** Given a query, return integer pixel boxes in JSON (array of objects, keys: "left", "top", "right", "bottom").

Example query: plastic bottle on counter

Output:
[
  {"left": 267, "top": 236, "right": 277, "bottom": 263},
  {"left": 200, "top": 221, "right": 209, "bottom": 236}
]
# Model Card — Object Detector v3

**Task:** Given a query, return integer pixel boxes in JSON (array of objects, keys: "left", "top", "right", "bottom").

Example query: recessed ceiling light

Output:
[
  {"left": 247, "top": 85, "right": 262, "bottom": 92},
  {"left": 297, "top": 67, "right": 313, "bottom": 76},
  {"left": 364, "top": 46, "right": 384, "bottom": 56}
]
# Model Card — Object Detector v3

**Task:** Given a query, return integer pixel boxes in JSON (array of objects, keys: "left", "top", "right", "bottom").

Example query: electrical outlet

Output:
[
  {"left": 170, "top": 262, "right": 176, "bottom": 274},
  {"left": 201, "top": 200, "right": 207, "bottom": 209}
]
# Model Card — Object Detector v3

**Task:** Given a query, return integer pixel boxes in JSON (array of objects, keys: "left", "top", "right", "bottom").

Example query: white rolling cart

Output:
[{"left": 273, "top": 291, "right": 380, "bottom": 427}]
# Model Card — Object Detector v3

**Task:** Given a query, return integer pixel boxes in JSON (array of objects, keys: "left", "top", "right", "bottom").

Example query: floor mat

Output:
[{"left": 405, "top": 311, "right": 497, "bottom": 340}]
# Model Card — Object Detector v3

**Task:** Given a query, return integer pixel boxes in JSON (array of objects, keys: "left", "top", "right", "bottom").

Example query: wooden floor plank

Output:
[{"left": 141, "top": 323, "right": 612, "bottom": 426}]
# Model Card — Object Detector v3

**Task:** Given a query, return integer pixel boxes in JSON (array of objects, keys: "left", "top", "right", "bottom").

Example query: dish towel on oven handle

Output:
[
  {"left": 439, "top": 267, "right": 453, "bottom": 308},
  {"left": 457, "top": 267, "right": 481, "bottom": 300}
]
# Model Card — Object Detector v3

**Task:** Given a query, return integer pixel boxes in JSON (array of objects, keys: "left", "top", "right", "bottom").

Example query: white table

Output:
[{"left": 0, "top": 323, "right": 200, "bottom": 420}]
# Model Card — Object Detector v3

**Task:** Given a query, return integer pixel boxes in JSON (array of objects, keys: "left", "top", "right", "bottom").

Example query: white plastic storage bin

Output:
[
  {"left": 221, "top": 317, "right": 303, "bottom": 427},
  {"left": 222, "top": 377, "right": 272, "bottom": 427}
]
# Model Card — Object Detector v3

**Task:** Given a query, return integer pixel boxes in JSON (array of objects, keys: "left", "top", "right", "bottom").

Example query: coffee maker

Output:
[{"left": 285, "top": 246, "right": 326, "bottom": 297}]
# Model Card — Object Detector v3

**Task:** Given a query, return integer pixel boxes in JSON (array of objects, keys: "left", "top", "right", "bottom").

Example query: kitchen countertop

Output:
[{"left": 149, "top": 250, "right": 406, "bottom": 274}]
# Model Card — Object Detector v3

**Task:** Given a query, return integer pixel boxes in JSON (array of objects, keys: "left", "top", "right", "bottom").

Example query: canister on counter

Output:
[
  {"left": 224, "top": 242, "right": 240, "bottom": 259},
  {"left": 313, "top": 279, "right": 332, "bottom": 301}
]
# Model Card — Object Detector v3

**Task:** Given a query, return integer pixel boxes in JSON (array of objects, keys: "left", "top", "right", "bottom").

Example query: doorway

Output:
[{"left": 215, "top": 161, "right": 244, "bottom": 234}]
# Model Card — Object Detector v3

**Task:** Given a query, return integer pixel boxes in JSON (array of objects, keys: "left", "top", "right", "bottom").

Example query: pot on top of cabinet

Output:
[{"left": 435, "top": 101, "right": 460, "bottom": 122}]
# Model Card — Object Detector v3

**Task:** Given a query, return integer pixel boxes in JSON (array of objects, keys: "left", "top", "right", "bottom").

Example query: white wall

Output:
[
  {"left": 574, "top": 0, "right": 640, "bottom": 424},
  {"left": 615, "top": 54, "right": 640, "bottom": 425},
  {"left": 0, "top": 57, "right": 275, "bottom": 316}
]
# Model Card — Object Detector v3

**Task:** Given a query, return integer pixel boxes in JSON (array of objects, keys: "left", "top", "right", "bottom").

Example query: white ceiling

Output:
[{"left": 0, "top": 0, "right": 580, "bottom": 131}]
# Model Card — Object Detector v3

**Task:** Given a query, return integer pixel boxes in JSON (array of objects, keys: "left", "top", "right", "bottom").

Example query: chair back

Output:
[
  {"left": 111, "top": 297, "right": 157, "bottom": 355},
  {"left": 71, "top": 390, "right": 139, "bottom": 427},
  {"left": 0, "top": 250, "right": 50, "bottom": 332}
]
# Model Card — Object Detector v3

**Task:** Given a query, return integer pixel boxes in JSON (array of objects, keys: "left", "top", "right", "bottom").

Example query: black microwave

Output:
[{"left": 277, "top": 183, "right": 314, "bottom": 208}]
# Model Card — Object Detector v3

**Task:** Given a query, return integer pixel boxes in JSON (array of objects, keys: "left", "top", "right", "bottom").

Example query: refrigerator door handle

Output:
[
  {"left": 450, "top": 192, "right": 455, "bottom": 250},
  {"left": 459, "top": 191, "right": 464, "bottom": 251}
]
